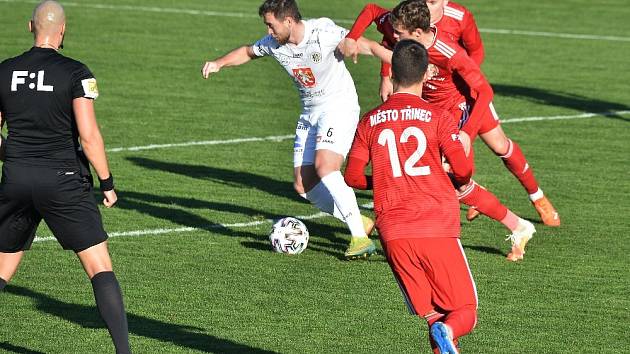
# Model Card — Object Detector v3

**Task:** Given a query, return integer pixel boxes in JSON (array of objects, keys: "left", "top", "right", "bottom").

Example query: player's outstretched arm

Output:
[
  {"left": 73, "top": 97, "right": 117, "bottom": 208},
  {"left": 339, "top": 36, "right": 392, "bottom": 64},
  {"left": 358, "top": 36, "right": 392, "bottom": 64},
  {"left": 201, "top": 46, "right": 257, "bottom": 79},
  {"left": 346, "top": 3, "right": 390, "bottom": 40}
]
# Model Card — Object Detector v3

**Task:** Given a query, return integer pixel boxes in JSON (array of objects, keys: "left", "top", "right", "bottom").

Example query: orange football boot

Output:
[{"left": 532, "top": 196, "right": 560, "bottom": 227}]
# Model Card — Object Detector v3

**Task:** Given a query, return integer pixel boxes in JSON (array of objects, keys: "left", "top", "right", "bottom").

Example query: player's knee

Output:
[
  {"left": 77, "top": 242, "right": 113, "bottom": 279},
  {"left": 490, "top": 137, "right": 510, "bottom": 156}
]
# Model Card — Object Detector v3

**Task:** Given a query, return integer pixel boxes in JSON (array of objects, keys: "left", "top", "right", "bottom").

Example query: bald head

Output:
[{"left": 31, "top": 0, "right": 65, "bottom": 36}]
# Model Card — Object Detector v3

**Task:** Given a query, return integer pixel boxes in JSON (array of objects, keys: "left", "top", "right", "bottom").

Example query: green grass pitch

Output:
[{"left": 0, "top": 0, "right": 629, "bottom": 353}]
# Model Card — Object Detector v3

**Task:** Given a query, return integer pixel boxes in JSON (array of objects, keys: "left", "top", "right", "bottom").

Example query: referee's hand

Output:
[{"left": 103, "top": 189, "right": 118, "bottom": 208}]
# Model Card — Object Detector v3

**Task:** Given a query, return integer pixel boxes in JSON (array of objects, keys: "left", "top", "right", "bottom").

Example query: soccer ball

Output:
[{"left": 269, "top": 217, "right": 309, "bottom": 255}]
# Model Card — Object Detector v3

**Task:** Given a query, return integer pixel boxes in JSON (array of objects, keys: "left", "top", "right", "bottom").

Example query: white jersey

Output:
[{"left": 252, "top": 18, "right": 359, "bottom": 112}]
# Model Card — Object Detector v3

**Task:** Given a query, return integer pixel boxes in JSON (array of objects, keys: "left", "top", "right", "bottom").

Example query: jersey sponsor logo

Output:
[
  {"left": 427, "top": 64, "right": 440, "bottom": 80},
  {"left": 10, "top": 70, "right": 54, "bottom": 92},
  {"left": 81, "top": 78, "right": 99, "bottom": 99},
  {"left": 292, "top": 67, "right": 316, "bottom": 88},
  {"left": 369, "top": 107, "right": 432, "bottom": 127},
  {"left": 310, "top": 52, "right": 322, "bottom": 64}
]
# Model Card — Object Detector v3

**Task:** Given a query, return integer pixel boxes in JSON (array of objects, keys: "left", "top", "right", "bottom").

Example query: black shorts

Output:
[{"left": 0, "top": 163, "right": 108, "bottom": 252}]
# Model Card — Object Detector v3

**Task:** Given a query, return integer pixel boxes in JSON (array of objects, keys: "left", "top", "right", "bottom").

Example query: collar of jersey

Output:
[
  {"left": 291, "top": 19, "right": 311, "bottom": 48},
  {"left": 391, "top": 92, "right": 422, "bottom": 99},
  {"left": 31, "top": 46, "right": 57, "bottom": 52}
]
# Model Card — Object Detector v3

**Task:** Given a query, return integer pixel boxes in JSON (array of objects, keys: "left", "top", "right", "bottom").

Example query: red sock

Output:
[
  {"left": 445, "top": 304, "right": 477, "bottom": 339},
  {"left": 500, "top": 140, "right": 539, "bottom": 195},
  {"left": 459, "top": 182, "right": 508, "bottom": 222}
]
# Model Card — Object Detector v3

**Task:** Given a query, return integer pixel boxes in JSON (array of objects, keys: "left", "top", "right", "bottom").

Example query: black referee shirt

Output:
[{"left": 0, "top": 47, "right": 99, "bottom": 166}]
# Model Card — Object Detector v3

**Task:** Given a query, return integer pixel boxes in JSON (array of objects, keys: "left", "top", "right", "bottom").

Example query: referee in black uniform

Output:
[{"left": 0, "top": 2, "right": 131, "bottom": 353}]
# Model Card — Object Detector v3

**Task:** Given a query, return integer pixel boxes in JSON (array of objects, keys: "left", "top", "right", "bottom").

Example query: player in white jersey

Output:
[{"left": 201, "top": 0, "right": 386, "bottom": 259}]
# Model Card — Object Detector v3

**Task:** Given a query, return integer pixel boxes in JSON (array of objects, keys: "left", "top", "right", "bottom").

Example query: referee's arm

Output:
[
  {"left": 73, "top": 97, "right": 117, "bottom": 207},
  {"left": 0, "top": 112, "right": 5, "bottom": 161}
]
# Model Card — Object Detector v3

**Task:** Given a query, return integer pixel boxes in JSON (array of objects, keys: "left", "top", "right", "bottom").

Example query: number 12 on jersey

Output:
[{"left": 378, "top": 127, "right": 431, "bottom": 177}]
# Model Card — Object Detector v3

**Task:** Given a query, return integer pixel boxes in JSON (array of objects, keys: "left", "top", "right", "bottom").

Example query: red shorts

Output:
[
  {"left": 383, "top": 238, "right": 478, "bottom": 320},
  {"left": 456, "top": 101, "right": 501, "bottom": 141}
]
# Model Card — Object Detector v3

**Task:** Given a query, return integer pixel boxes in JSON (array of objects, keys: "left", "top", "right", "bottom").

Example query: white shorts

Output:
[{"left": 293, "top": 106, "right": 360, "bottom": 167}]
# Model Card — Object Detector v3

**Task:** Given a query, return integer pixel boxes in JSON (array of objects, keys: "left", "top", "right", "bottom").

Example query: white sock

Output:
[
  {"left": 529, "top": 188, "right": 544, "bottom": 202},
  {"left": 304, "top": 182, "right": 344, "bottom": 221},
  {"left": 320, "top": 171, "right": 366, "bottom": 237}
]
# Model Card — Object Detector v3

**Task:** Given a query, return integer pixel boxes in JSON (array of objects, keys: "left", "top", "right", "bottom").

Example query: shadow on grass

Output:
[
  {"left": 462, "top": 244, "right": 505, "bottom": 257},
  {"left": 124, "top": 157, "right": 383, "bottom": 258},
  {"left": 4, "top": 286, "right": 278, "bottom": 354},
  {"left": 493, "top": 84, "right": 630, "bottom": 122},
  {"left": 126, "top": 157, "right": 302, "bottom": 202},
  {"left": 0, "top": 342, "right": 45, "bottom": 354},
  {"left": 112, "top": 190, "right": 352, "bottom": 257}
]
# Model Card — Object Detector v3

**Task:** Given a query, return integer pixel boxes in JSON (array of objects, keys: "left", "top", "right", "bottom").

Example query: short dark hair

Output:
[
  {"left": 390, "top": 0, "right": 430, "bottom": 32},
  {"left": 258, "top": 0, "right": 302, "bottom": 21},
  {"left": 391, "top": 39, "right": 429, "bottom": 87}
]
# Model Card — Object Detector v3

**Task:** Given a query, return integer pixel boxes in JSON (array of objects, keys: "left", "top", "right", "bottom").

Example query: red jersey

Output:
[
  {"left": 435, "top": 2, "right": 484, "bottom": 65},
  {"left": 345, "top": 93, "right": 471, "bottom": 241},
  {"left": 346, "top": 2, "right": 484, "bottom": 76},
  {"left": 346, "top": 3, "right": 396, "bottom": 77},
  {"left": 423, "top": 28, "right": 493, "bottom": 137}
]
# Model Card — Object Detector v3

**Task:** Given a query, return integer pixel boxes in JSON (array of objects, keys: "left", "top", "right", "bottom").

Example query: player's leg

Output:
[
  {"left": 315, "top": 149, "right": 375, "bottom": 258},
  {"left": 457, "top": 181, "right": 536, "bottom": 261},
  {"left": 0, "top": 252, "right": 24, "bottom": 290},
  {"left": 478, "top": 104, "right": 560, "bottom": 226},
  {"left": 0, "top": 168, "right": 41, "bottom": 290},
  {"left": 424, "top": 238, "right": 477, "bottom": 353},
  {"left": 382, "top": 239, "right": 444, "bottom": 353},
  {"left": 36, "top": 170, "right": 131, "bottom": 354},
  {"left": 314, "top": 108, "right": 375, "bottom": 259},
  {"left": 293, "top": 116, "right": 346, "bottom": 221},
  {"left": 76, "top": 242, "right": 130, "bottom": 354}
]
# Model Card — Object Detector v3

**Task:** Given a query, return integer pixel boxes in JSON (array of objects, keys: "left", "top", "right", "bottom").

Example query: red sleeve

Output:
[
  {"left": 380, "top": 58, "right": 391, "bottom": 77},
  {"left": 346, "top": 3, "right": 390, "bottom": 40},
  {"left": 344, "top": 156, "right": 372, "bottom": 190},
  {"left": 437, "top": 110, "right": 472, "bottom": 186},
  {"left": 449, "top": 52, "right": 493, "bottom": 137},
  {"left": 344, "top": 120, "right": 372, "bottom": 190},
  {"left": 460, "top": 10, "right": 485, "bottom": 65}
]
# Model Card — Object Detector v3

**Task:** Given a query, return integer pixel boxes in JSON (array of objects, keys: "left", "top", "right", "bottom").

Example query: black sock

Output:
[
  {"left": 91, "top": 271, "right": 131, "bottom": 354},
  {"left": 0, "top": 277, "right": 6, "bottom": 291}
]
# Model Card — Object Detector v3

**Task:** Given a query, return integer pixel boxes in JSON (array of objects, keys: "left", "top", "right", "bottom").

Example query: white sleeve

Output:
[
  {"left": 251, "top": 34, "right": 276, "bottom": 57},
  {"left": 317, "top": 18, "right": 349, "bottom": 52}
]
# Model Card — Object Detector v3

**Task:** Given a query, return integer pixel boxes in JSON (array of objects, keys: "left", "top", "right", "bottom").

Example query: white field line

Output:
[
  {"left": 106, "top": 135, "right": 293, "bottom": 153},
  {"left": 500, "top": 110, "right": 630, "bottom": 123},
  {"left": 31, "top": 109, "right": 630, "bottom": 243},
  {"left": 34, "top": 212, "right": 328, "bottom": 243},
  {"left": 106, "top": 110, "right": 630, "bottom": 153},
  {"left": 1, "top": 0, "right": 629, "bottom": 43}
]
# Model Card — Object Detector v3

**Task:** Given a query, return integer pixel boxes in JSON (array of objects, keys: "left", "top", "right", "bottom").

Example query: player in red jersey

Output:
[
  {"left": 345, "top": 0, "right": 483, "bottom": 102},
  {"left": 389, "top": 0, "right": 560, "bottom": 228},
  {"left": 427, "top": 0, "right": 484, "bottom": 65},
  {"left": 344, "top": 39, "right": 475, "bottom": 354},
  {"left": 342, "top": 0, "right": 560, "bottom": 229}
]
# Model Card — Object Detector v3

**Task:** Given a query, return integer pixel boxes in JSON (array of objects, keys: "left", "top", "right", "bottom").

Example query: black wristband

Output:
[{"left": 99, "top": 174, "right": 114, "bottom": 192}]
